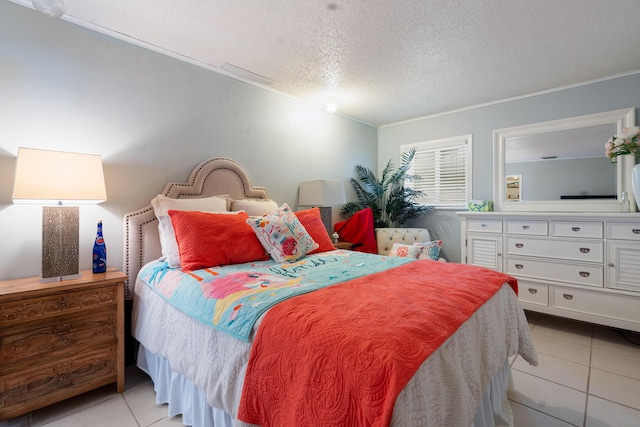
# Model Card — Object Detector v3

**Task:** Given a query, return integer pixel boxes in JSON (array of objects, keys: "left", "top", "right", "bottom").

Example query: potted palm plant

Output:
[{"left": 340, "top": 148, "right": 432, "bottom": 228}]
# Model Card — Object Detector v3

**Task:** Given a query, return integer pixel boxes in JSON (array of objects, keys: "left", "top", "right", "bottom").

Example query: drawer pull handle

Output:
[
  {"left": 515, "top": 264, "right": 524, "bottom": 269},
  {"left": 609, "top": 262, "right": 615, "bottom": 267},
  {"left": 515, "top": 243, "right": 524, "bottom": 248},
  {"left": 579, "top": 248, "right": 590, "bottom": 253},
  {"left": 563, "top": 294, "right": 573, "bottom": 300},
  {"left": 633, "top": 229, "right": 640, "bottom": 234},
  {"left": 522, "top": 225, "right": 530, "bottom": 230},
  {"left": 572, "top": 227, "right": 580, "bottom": 232},
  {"left": 579, "top": 271, "right": 590, "bottom": 277},
  {"left": 528, "top": 288, "right": 538, "bottom": 294},
  {"left": 481, "top": 224, "right": 487, "bottom": 228}
]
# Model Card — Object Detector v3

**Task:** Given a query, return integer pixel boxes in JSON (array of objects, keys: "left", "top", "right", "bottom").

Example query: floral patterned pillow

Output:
[
  {"left": 414, "top": 240, "right": 442, "bottom": 261},
  {"left": 247, "top": 203, "right": 319, "bottom": 263},
  {"left": 387, "top": 243, "right": 424, "bottom": 259}
]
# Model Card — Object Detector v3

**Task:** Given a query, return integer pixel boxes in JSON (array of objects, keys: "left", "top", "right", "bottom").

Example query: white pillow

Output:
[
  {"left": 387, "top": 243, "right": 424, "bottom": 259},
  {"left": 151, "top": 194, "right": 228, "bottom": 267},
  {"left": 414, "top": 240, "right": 443, "bottom": 261},
  {"left": 230, "top": 199, "right": 279, "bottom": 216}
]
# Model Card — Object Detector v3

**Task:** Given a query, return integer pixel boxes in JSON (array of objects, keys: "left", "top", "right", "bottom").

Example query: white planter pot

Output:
[{"left": 633, "top": 163, "right": 640, "bottom": 211}]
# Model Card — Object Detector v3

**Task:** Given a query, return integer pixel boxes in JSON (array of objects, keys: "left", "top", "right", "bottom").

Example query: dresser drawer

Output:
[
  {"left": 505, "top": 220, "right": 548, "bottom": 236},
  {"left": 0, "top": 286, "right": 118, "bottom": 327},
  {"left": 0, "top": 310, "right": 117, "bottom": 369},
  {"left": 506, "top": 257, "right": 603, "bottom": 287},
  {"left": 607, "top": 222, "right": 640, "bottom": 241},
  {"left": 551, "top": 286, "right": 640, "bottom": 325},
  {"left": 551, "top": 221, "right": 603, "bottom": 239},
  {"left": 518, "top": 280, "right": 548, "bottom": 306},
  {"left": 506, "top": 237, "right": 603, "bottom": 262},
  {"left": 468, "top": 219, "right": 502, "bottom": 233}
]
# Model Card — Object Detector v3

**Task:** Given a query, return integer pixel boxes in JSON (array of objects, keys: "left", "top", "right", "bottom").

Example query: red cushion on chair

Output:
[{"left": 333, "top": 208, "right": 378, "bottom": 254}]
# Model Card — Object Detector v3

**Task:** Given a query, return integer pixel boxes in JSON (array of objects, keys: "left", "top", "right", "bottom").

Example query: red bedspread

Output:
[{"left": 238, "top": 260, "right": 518, "bottom": 427}]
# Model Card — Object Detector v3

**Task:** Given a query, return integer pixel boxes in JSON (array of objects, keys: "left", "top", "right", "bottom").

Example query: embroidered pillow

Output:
[
  {"left": 414, "top": 240, "right": 443, "bottom": 261},
  {"left": 294, "top": 207, "right": 335, "bottom": 254},
  {"left": 387, "top": 243, "right": 424, "bottom": 259},
  {"left": 247, "top": 203, "right": 319, "bottom": 263},
  {"left": 230, "top": 199, "right": 279, "bottom": 216},
  {"left": 151, "top": 194, "right": 229, "bottom": 267},
  {"left": 168, "top": 210, "right": 268, "bottom": 271}
]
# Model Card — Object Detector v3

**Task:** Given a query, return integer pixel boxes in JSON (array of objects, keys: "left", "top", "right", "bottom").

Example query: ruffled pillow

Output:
[
  {"left": 387, "top": 243, "right": 424, "bottom": 259},
  {"left": 414, "top": 240, "right": 442, "bottom": 261},
  {"left": 247, "top": 203, "right": 319, "bottom": 263},
  {"left": 151, "top": 194, "right": 229, "bottom": 267},
  {"left": 168, "top": 210, "right": 268, "bottom": 271}
]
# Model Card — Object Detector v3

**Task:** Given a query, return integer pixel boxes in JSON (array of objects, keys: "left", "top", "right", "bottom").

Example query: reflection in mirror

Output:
[
  {"left": 504, "top": 124, "right": 616, "bottom": 201},
  {"left": 505, "top": 175, "right": 521, "bottom": 202},
  {"left": 494, "top": 108, "right": 636, "bottom": 212}
]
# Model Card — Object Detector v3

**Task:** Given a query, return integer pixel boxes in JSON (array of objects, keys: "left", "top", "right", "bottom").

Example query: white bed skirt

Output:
[{"left": 137, "top": 346, "right": 514, "bottom": 427}]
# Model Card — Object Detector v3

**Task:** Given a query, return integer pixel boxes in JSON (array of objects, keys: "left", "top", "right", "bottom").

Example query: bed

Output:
[{"left": 123, "top": 157, "right": 537, "bottom": 427}]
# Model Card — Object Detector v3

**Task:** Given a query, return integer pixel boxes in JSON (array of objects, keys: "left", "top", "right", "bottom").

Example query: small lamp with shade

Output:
[{"left": 12, "top": 147, "right": 107, "bottom": 282}]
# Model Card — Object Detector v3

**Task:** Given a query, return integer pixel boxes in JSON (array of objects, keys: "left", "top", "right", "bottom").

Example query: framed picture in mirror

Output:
[{"left": 505, "top": 175, "right": 521, "bottom": 202}]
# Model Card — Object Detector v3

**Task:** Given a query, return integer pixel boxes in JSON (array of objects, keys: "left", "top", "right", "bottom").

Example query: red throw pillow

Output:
[
  {"left": 168, "top": 210, "right": 268, "bottom": 271},
  {"left": 333, "top": 207, "right": 378, "bottom": 254},
  {"left": 295, "top": 207, "right": 335, "bottom": 254}
]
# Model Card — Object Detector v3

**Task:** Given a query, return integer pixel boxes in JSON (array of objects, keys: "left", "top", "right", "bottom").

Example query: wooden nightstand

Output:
[
  {"left": 335, "top": 241, "right": 354, "bottom": 250},
  {"left": 0, "top": 269, "right": 126, "bottom": 421}
]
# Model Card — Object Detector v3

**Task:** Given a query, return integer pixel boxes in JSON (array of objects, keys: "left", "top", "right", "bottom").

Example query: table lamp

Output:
[
  {"left": 12, "top": 147, "right": 107, "bottom": 282},
  {"left": 298, "top": 179, "right": 346, "bottom": 234}
]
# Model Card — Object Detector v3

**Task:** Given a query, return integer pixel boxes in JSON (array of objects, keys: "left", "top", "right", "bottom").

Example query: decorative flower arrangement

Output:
[{"left": 605, "top": 126, "right": 640, "bottom": 162}]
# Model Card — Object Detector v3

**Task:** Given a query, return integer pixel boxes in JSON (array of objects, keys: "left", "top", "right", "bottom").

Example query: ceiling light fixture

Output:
[
  {"left": 325, "top": 96, "right": 338, "bottom": 114},
  {"left": 32, "top": 0, "right": 65, "bottom": 18}
]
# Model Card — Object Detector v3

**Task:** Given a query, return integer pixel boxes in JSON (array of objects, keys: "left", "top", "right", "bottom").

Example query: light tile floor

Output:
[{"left": 2, "top": 312, "right": 640, "bottom": 427}]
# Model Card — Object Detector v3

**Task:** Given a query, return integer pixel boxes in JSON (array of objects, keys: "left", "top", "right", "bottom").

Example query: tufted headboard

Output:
[
  {"left": 122, "top": 157, "right": 270, "bottom": 299},
  {"left": 375, "top": 228, "right": 440, "bottom": 257}
]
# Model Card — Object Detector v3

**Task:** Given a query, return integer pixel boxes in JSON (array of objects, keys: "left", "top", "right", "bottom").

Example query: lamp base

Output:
[
  {"left": 318, "top": 206, "right": 332, "bottom": 235},
  {"left": 42, "top": 206, "right": 80, "bottom": 282}
]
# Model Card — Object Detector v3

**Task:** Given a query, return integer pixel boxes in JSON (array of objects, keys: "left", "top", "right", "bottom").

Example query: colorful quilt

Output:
[
  {"left": 238, "top": 260, "right": 519, "bottom": 427},
  {"left": 137, "top": 249, "right": 413, "bottom": 341}
]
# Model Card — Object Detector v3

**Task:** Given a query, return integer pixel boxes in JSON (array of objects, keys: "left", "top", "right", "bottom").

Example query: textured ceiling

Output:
[{"left": 12, "top": 0, "right": 640, "bottom": 126}]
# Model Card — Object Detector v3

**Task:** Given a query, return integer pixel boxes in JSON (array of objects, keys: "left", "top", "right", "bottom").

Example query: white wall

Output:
[
  {"left": 378, "top": 73, "right": 640, "bottom": 262},
  {"left": 0, "top": 2, "right": 377, "bottom": 280}
]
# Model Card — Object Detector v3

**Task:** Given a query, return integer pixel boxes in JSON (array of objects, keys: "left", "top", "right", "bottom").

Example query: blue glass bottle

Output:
[{"left": 92, "top": 220, "right": 107, "bottom": 273}]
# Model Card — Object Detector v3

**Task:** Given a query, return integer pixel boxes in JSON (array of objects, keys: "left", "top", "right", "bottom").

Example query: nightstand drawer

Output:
[
  {"left": 0, "top": 286, "right": 118, "bottom": 327},
  {"left": 0, "top": 311, "right": 117, "bottom": 368},
  {"left": 0, "top": 347, "right": 117, "bottom": 417}
]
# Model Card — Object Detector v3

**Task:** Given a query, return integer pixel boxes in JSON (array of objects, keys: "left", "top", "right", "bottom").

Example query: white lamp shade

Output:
[
  {"left": 299, "top": 180, "right": 346, "bottom": 206},
  {"left": 12, "top": 147, "right": 107, "bottom": 205}
]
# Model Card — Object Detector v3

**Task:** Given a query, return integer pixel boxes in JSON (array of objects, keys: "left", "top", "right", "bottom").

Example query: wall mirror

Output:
[{"left": 493, "top": 108, "right": 636, "bottom": 212}]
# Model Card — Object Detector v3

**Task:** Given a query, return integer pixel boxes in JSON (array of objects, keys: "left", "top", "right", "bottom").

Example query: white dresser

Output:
[{"left": 458, "top": 212, "right": 640, "bottom": 332}]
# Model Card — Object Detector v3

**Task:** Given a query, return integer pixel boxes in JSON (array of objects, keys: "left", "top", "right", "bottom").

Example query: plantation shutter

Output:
[{"left": 402, "top": 135, "right": 471, "bottom": 208}]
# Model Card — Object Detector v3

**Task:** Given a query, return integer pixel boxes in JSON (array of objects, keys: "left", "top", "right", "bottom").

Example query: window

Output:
[{"left": 402, "top": 134, "right": 472, "bottom": 209}]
